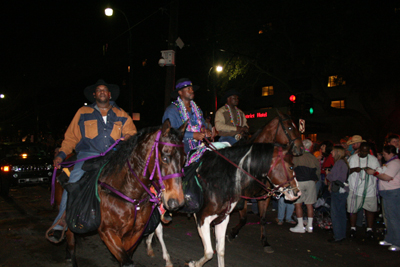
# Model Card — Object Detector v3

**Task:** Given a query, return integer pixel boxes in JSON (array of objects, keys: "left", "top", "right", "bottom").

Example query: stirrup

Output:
[{"left": 45, "top": 212, "right": 67, "bottom": 244}]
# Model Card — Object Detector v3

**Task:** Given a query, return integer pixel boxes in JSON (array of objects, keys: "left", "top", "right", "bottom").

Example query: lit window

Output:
[
  {"left": 301, "top": 134, "right": 317, "bottom": 142},
  {"left": 262, "top": 86, "right": 274, "bottom": 96},
  {"left": 327, "top": 76, "right": 346, "bottom": 87},
  {"left": 331, "top": 100, "right": 345, "bottom": 109}
]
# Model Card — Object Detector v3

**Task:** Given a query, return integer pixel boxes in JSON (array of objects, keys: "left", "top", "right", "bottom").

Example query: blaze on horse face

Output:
[
  {"left": 158, "top": 120, "right": 187, "bottom": 211},
  {"left": 268, "top": 148, "right": 301, "bottom": 201}
]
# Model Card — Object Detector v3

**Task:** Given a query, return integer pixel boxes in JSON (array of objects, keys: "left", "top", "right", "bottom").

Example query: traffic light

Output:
[
  {"left": 309, "top": 107, "right": 314, "bottom": 115},
  {"left": 289, "top": 95, "right": 296, "bottom": 103}
]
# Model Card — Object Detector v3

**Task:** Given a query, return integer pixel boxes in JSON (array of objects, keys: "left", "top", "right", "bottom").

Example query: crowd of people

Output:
[{"left": 274, "top": 134, "right": 400, "bottom": 252}]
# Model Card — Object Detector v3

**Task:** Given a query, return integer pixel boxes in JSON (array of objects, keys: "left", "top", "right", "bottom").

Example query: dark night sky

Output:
[
  {"left": 0, "top": 0, "right": 213, "bottom": 135},
  {"left": 1, "top": 1, "right": 400, "bottom": 139}
]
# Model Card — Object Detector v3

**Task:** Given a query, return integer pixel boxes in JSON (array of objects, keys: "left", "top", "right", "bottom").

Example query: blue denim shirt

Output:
[{"left": 162, "top": 103, "right": 205, "bottom": 153}]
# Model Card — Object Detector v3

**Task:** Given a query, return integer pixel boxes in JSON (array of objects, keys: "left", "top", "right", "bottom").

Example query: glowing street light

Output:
[
  {"left": 104, "top": 7, "right": 134, "bottom": 117},
  {"left": 0, "top": 94, "right": 4, "bottom": 99}
]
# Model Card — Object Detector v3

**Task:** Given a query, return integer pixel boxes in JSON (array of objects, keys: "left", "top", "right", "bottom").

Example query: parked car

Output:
[{"left": 0, "top": 142, "right": 54, "bottom": 197}]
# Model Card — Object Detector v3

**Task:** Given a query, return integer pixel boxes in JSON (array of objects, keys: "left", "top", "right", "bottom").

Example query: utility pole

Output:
[{"left": 164, "top": 0, "right": 179, "bottom": 109}]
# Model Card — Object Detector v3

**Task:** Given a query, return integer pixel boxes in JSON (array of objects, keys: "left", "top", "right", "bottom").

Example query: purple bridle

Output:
[{"left": 99, "top": 130, "right": 184, "bottom": 205}]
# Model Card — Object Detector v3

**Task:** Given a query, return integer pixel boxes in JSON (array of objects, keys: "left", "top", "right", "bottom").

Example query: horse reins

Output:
[{"left": 203, "top": 138, "right": 293, "bottom": 198}]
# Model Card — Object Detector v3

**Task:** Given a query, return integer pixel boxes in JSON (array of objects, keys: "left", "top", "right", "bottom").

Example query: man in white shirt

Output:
[{"left": 347, "top": 142, "right": 380, "bottom": 239}]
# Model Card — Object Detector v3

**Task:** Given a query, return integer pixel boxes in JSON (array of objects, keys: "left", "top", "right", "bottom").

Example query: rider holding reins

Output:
[{"left": 47, "top": 79, "right": 137, "bottom": 243}]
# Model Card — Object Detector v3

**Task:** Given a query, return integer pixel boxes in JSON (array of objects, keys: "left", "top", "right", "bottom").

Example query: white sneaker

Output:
[
  {"left": 290, "top": 224, "right": 305, "bottom": 233},
  {"left": 305, "top": 226, "right": 313, "bottom": 233},
  {"left": 388, "top": 245, "right": 400, "bottom": 251},
  {"left": 379, "top": 240, "right": 392, "bottom": 246}
]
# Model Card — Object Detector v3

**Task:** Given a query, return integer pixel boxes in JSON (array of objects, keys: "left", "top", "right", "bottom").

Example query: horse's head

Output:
[
  {"left": 156, "top": 119, "right": 187, "bottom": 211},
  {"left": 268, "top": 145, "right": 301, "bottom": 201},
  {"left": 275, "top": 110, "right": 304, "bottom": 156}
]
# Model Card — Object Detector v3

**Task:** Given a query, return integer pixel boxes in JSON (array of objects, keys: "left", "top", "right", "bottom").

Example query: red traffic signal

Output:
[{"left": 289, "top": 95, "right": 296, "bottom": 102}]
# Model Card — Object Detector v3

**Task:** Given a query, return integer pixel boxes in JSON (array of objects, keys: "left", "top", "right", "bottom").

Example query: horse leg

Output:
[
  {"left": 258, "top": 197, "right": 274, "bottom": 253},
  {"left": 229, "top": 201, "right": 247, "bottom": 241},
  {"left": 155, "top": 223, "right": 173, "bottom": 267},
  {"left": 215, "top": 215, "right": 230, "bottom": 267},
  {"left": 98, "top": 230, "right": 135, "bottom": 267},
  {"left": 145, "top": 232, "right": 155, "bottom": 258},
  {"left": 65, "top": 229, "right": 77, "bottom": 266},
  {"left": 188, "top": 214, "right": 218, "bottom": 267}
]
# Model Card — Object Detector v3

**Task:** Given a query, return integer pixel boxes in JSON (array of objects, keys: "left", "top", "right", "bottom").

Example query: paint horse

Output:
[
  {"left": 188, "top": 143, "right": 300, "bottom": 267},
  {"left": 229, "top": 110, "right": 304, "bottom": 253},
  {"left": 53, "top": 120, "right": 186, "bottom": 267}
]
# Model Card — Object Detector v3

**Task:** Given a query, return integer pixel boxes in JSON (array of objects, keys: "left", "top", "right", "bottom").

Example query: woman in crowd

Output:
[
  {"left": 325, "top": 146, "right": 349, "bottom": 242},
  {"left": 315, "top": 140, "right": 334, "bottom": 196},
  {"left": 366, "top": 145, "right": 400, "bottom": 251}
]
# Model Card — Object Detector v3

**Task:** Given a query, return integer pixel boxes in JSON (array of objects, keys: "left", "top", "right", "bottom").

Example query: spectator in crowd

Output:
[
  {"left": 366, "top": 145, "right": 400, "bottom": 251},
  {"left": 315, "top": 140, "right": 334, "bottom": 196},
  {"left": 290, "top": 139, "right": 321, "bottom": 233},
  {"left": 347, "top": 142, "right": 380, "bottom": 239},
  {"left": 204, "top": 116, "right": 213, "bottom": 132},
  {"left": 326, "top": 146, "right": 349, "bottom": 242},
  {"left": 347, "top": 135, "right": 364, "bottom": 156},
  {"left": 276, "top": 196, "right": 296, "bottom": 225}
]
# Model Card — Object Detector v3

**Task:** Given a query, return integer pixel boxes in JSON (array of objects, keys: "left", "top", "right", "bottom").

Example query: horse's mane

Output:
[
  {"left": 198, "top": 143, "right": 279, "bottom": 202},
  {"left": 102, "top": 126, "right": 160, "bottom": 175}
]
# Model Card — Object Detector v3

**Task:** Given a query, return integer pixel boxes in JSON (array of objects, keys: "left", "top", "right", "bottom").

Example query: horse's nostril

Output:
[{"left": 167, "top": 199, "right": 179, "bottom": 210}]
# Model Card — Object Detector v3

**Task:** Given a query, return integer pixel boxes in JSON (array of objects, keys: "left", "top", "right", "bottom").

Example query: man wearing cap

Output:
[
  {"left": 162, "top": 78, "right": 210, "bottom": 154},
  {"left": 347, "top": 142, "right": 380, "bottom": 239},
  {"left": 215, "top": 90, "right": 249, "bottom": 145},
  {"left": 47, "top": 79, "right": 137, "bottom": 243}
]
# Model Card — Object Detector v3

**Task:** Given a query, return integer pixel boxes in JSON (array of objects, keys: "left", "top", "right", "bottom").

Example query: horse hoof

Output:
[
  {"left": 264, "top": 246, "right": 274, "bottom": 253},
  {"left": 147, "top": 250, "right": 155, "bottom": 257},
  {"left": 226, "top": 234, "right": 237, "bottom": 243}
]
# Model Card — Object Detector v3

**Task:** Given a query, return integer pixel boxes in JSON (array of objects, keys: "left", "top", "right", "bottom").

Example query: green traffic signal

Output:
[{"left": 309, "top": 107, "right": 314, "bottom": 114}]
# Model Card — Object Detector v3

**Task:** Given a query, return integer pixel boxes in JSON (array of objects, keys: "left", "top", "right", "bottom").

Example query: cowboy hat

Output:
[
  {"left": 84, "top": 79, "right": 120, "bottom": 102},
  {"left": 170, "top": 78, "right": 199, "bottom": 98},
  {"left": 222, "top": 89, "right": 241, "bottom": 103},
  {"left": 347, "top": 135, "right": 366, "bottom": 145}
]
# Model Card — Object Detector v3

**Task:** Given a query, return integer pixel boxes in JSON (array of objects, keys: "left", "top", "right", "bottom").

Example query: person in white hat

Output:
[{"left": 347, "top": 135, "right": 365, "bottom": 156}]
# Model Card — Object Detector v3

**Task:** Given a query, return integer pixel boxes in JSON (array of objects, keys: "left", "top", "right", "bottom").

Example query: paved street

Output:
[{"left": 0, "top": 185, "right": 399, "bottom": 267}]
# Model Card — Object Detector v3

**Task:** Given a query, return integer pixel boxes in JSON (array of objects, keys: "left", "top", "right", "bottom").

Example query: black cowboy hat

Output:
[
  {"left": 170, "top": 78, "right": 200, "bottom": 98},
  {"left": 222, "top": 89, "right": 241, "bottom": 103},
  {"left": 83, "top": 79, "right": 120, "bottom": 102}
]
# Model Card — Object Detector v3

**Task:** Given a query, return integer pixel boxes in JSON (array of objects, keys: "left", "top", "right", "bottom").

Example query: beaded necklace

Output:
[
  {"left": 225, "top": 104, "right": 241, "bottom": 126},
  {"left": 173, "top": 97, "right": 203, "bottom": 150}
]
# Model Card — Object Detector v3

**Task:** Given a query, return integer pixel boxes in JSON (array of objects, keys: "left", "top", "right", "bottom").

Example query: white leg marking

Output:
[
  {"left": 155, "top": 223, "right": 173, "bottom": 267},
  {"left": 189, "top": 214, "right": 218, "bottom": 267},
  {"left": 215, "top": 215, "right": 230, "bottom": 267},
  {"left": 145, "top": 232, "right": 155, "bottom": 257}
]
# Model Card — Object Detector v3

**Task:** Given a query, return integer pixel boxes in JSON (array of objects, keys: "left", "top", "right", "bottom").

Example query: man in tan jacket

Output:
[{"left": 215, "top": 90, "right": 248, "bottom": 145}]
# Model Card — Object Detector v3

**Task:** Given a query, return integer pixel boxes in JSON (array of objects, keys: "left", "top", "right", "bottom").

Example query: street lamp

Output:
[
  {"left": 105, "top": 7, "right": 134, "bottom": 117},
  {"left": 0, "top": 94, "right": 4, "bottom": 99},
  {"left": 208, "top": 65, "right": 223, "bottom": 112}
]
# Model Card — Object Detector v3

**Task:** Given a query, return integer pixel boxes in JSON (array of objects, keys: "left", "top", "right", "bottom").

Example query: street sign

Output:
[{"left": 299, "top": 119, "right": 305, "bottom": 133}]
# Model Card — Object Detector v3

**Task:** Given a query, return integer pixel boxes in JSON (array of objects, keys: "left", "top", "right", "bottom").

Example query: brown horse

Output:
[
  {"left": 53, "top": 120, "right": 187, "bottom": 267},
  {"left": 187, "top": 143, "right": 300, "bottom": 267},
  {"left": 229, "top": 110, "right": 304, "bottom": 253}
]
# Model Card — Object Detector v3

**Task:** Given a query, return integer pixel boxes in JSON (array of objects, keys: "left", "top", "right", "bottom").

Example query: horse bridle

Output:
[
  {"left": 274, "top": 114, "right": 301, "bottom": 148},
  {"left": 265, "top": 146, "right": 298, "bottom": 199}
]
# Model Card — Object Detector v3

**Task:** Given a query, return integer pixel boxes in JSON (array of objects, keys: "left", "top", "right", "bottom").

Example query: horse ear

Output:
[
  {"left": 178, "top": 120, "right": 188, "bottom": 136},
  {"left": 161, "top": 119, "right": 172, "bottom": 136}
]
